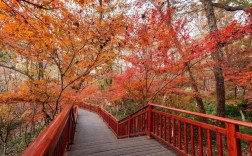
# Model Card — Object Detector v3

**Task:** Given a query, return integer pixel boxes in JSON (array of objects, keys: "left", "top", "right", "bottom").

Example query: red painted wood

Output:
[
  {"left": 168, "top": 117, "right": 171, "bottom": 143},
  {"left": 226, "top": 123, "right": 242, "bottom": 156},
  {"left": 21, "top": 105, "right": 77, "bottom": 156},
  {"left": 178, "top": 120, "right": 181, "bottom": 150},
  {"left": 25, "top": 102, "right": 252, "bottom": 156},
  {"left": 147, "top": 106, "right": 153, "bottom": 138},
  {"left": 198, "top": 127, "right": 203, "bottom": 156},
  {"left": 207, "top": 129, "right": 213, "bottom": 156},
  {"left": 164, "top": 117, "right": 167, "bottom": 141},
  {"left": 128, "top": 117, "right": 131, "bottom": 137},
  {"left": 172, "top": 118, "right": 176, "bottom": 146},
  {"left": 149, "top": 103, "right": 252, "bottom": 128},
  {"left": 160, "top": 115, "right": 163, "bottom": 138},
  {"left": 191, "top": 124, "right": 195, "bottom": 156},
  {"left": 156, "top": 113, "right": 158, "bottom": 135},
  {"left": 184, "top": 122, "right": 188, "bottom": 154},
  {"left": 217, "top": 132, "right": 223, "bottom": 156}
]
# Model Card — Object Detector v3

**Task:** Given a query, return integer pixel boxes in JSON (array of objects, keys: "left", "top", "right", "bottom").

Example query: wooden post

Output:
[
  {"left": 147, "top": 105, "right": 153, "bottom": 138},
  {"left": 108, "top": 114, "right": 110, "bottom": 127},
  {"left": 128, "top": 116, "right": 131, "bottom": 137},
  {"left": 226, "top": 123, "right": 241, "bottom": 156},
  {"left": 116, "top": 122, "right": 119, "bottom": 138}
]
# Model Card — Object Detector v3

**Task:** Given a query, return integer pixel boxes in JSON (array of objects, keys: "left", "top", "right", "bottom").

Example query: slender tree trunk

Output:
[
  {"left": 38, "top": 62, "right": 44, "bottom": 80},
  {"left": 201, "top": 0, "right": 226, "bottom": 121},
  {"left": 2, "top": 142, "right": 6, "bottom": 156},
  {"left": 239, "top": 108, "right": 246, "bottom": 121},
  {"left": 187, "top": 63, "right": 206, "bottom": 114},
  {"left": 234, "top": 86, "right": 237, "bottom": 98},
  {"left": 165, "top": 0, "right": 206, "bottom": 115}
]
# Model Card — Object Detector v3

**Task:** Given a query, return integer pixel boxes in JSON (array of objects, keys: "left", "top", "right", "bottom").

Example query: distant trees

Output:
[
  {"left": 0, "top": 0, "right": 251, "bottom": 154},
  {"left": 84, "top": 0, "right": 251, "bottom": 119}
]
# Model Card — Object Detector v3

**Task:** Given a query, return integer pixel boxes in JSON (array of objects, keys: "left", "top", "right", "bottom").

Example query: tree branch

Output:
[
  {"left": 19, "top": 0, "right": 59, "bottom": 10},
  {"left": 213, "top": 3, "right": 246, "bottom": 11},
  {"left": 0, "top": 64, "right": 34, "bottom": 80}
]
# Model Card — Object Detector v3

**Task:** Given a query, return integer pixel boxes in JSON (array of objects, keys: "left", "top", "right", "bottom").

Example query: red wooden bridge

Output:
[{"left": 21, "top": 103, "right": 252, "bottom": 156}]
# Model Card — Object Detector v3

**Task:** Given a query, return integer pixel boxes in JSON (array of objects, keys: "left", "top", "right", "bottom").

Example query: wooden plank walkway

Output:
[{"left": 67, "top": 109, "right": 179, "bottom": 156}]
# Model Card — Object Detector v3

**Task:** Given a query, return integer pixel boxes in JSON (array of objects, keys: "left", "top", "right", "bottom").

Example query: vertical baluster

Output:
[
  {"left": 198, "top": 127, "right": 203, "bottom": 156},
  {"left": 145, "top": 112, "right": 147, "bottom": 132},
  {"left": 191, "top": 124, "right": 195, "bottom": 156},
  {"left": 136, "top": 116, "right": 138, "bottom": 133},
  {"left": 250, "top": 141, "right": 252, "bottom": 155},
  {"left": 128, "top": 117, "right": 131, "bottom": 137},
  {"left": 135, "top": 116, "right": 137, "bottom": 133},
  {"left": 108, "top": 114, "right": 110, "bottom": 127},
  {"left": 133, "top": 116, "right": 135, "bottom": 134},
  {"left": 156, "top": 113, "right": 158, "bottom": 135},
  {"left": 160, "top": 115, "right": 163, "bottom": 138},
  {"left": 172, "top": 118, "right": 176, "bottom": 146},
  {"left": 168, "top": 117, "right": 171, "bottom": 143},
  {"left": 139, "top": 114, "right": 141, "bottom": 132},
  {"left": 164, "top": 116, "right": 167, "bottom": 141},
  {"left": 146, "top": 112, "right": 148, "bottom": 132},
  {"left": 132, "top": 117, "right": 135, "bottom": 134},
  {"left": 217, "top": 132, "right": 223, "bottom": 156},
  {"left": 116, "top": 122, "right": 119, "bottom": 137},
  {"left": 207, "top": 129, "right": 213, "bottom": 156},
  {"left": 153, "top": 113, "right": 155, "bottom": 134},
  {"left": 142, "top": 113, "right": 144, "bottom": 132},
  {"left": 139, "top": 115, "right": 141, "bottom": 132},
  {"left": 178, "top": 120, "right": 181, "bottom": 150},
  {"left": 184, "top": 122, "right": 188, "bottom": 154}
]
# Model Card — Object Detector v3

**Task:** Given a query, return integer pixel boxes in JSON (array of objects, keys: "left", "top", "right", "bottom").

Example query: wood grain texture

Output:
[{"left": 67, "top": 109, "right": 179, "bottom": 156}]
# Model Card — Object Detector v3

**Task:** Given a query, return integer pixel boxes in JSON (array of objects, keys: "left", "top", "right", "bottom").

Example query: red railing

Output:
[
  {"left": 21, "top": 105, "right": 78, "bottom": 156},
  {"left": 79, "top": 103, "right": 252, "bottom": 156}
]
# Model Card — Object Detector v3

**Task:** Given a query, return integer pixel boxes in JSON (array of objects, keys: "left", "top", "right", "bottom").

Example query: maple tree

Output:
[{"left": 0, "top": 0, "right": 251, "bottom": 154}]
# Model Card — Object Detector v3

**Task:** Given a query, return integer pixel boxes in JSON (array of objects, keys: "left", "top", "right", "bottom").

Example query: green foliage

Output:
[{"left": 204, "top": 100, "right": 217, "bottom": 116}]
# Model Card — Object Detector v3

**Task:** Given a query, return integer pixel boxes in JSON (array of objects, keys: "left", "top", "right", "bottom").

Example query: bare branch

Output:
[
  {"left": 19, "top": 0, "right": 59, "bottom": 10},
  {"left": 0, "top": 64, "right": 34, "bottom": 80},
  {"left": 213, "top": 3, "right": 246, "bottom": 11}
]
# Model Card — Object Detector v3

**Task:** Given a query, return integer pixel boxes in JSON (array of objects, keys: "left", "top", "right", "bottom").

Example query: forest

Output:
[{"left": 0, "top": 0, "right": 251, "bottom": 155}]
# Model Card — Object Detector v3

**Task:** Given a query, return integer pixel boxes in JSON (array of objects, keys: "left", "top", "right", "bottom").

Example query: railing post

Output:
[
  {"left": 147, "top": 105, "right": 153, "bottom": 138},
  {"left": 108, "top": 114, "right": 110, "bottom": 127},
  {"left": 226, "top": 123, "right": 242, "bottom": 156},
  {"left": 116, "top": 122, "right": 119, "bottom": 138},
  {"left": 128, "top": 116, "right": 131, "bottom": 137}
]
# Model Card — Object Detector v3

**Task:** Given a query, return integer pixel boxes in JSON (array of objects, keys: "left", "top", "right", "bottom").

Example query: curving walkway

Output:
[{"left": 67, "top": 109, "right": 178, "bottom": 156}]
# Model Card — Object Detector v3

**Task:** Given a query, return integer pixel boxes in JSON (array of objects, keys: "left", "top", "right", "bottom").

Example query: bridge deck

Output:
[{"left": 67, "top": 109, "right": 178, "bottom": 156}]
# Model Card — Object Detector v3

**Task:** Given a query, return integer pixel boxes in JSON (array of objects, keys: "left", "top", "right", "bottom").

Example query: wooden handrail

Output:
[
  {"left": 149, "top": 103, "right": 252, "bottom": 128},
  {"left": 21, "top": 105, "right": 78, "bottom": 156},
  {"left": 79, "top": 102, "right": 252, "bottom": 156},
  {"left": 118, "top": 104, "right": 149, "bottom": 122}
]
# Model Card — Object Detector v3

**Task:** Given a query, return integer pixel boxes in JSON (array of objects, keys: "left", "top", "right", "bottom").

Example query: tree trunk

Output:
[
  {"left": 201, "top": 0, "right": 226, "bottom": 121},
  {"left": 38, "top": 62, "right": 44, "bottom": 80},
  {"left": 234, "top": 86, "right": 237, "bottom": 98},
  {"left": 239, "top": 108, "right": 246, "bottom": 121},
  {"left": 187, "top": 63, "right": 206, "bottom": 114},
  {"left": 165, "top": 0, "right": 207, "bottom": 115},
  {"left": 2, "top": 142, "right": 6, "bottom": 156}
]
